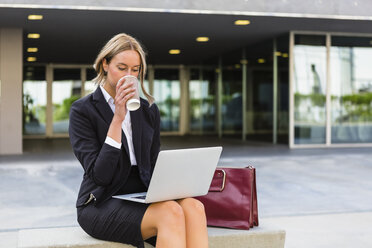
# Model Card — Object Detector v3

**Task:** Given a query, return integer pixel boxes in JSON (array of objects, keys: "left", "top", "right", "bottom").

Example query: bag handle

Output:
[{"left": 209, "top": 169, "right": 226, "bottom": 192}]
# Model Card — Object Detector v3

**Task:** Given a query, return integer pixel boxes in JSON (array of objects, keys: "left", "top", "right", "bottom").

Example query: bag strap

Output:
[{"left": 208, "top": 169, "right": 226, "bottom": 192}]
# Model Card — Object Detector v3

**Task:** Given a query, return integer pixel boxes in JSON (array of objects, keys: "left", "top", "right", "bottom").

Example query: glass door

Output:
[
  {"left": 153, "top": 68, "right": 180, "bottom": 132},
  {"left": 23, "top": 66, "right": 47, "bottom": 135},
  {"left": 293, "top": 34, "right": 327, "bottom": 145},
  {"left": 189, "top": 68, "right": 217, "bottom": 133},
  {"left": 222, "top": 66, "right": 242, "bottom": 133},
  {"left": 330, "top": 36, "right": 372, "bottom": 143},
  {"left": 52, "top": 68, "right": 81, "bottom": 134}
]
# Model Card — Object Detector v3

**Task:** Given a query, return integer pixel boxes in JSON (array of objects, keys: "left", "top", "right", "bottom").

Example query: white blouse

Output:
[{"left": 100, "top": 86, "right": 137, "bottom": 166}]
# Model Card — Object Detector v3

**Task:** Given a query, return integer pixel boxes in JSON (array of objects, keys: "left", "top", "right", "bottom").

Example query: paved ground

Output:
[{"left": 0, "top": 136, "right": 372, "bottom": 247}]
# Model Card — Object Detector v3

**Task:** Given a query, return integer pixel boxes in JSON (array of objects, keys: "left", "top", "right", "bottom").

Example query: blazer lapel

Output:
[
  {"left": 92, "top": 87, "right": 114, "bottom": 126},
  {"left": 93, "top": 87, "right": 130, "bottom": 156},
  {"left": 130, "top": 107, "right": 142, "bottom": 166}
]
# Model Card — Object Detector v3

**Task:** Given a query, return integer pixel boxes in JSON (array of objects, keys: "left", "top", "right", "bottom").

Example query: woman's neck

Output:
[{"left": 103, "top": 81, "right": 116, "bottom": 99}]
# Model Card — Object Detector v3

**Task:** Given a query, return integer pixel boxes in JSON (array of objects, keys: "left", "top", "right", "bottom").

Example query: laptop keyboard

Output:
[{"left": 134, "top": 195, "right": 146, "bottom": 199}]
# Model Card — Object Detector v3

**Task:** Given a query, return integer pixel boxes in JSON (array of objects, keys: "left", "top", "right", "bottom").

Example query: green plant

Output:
[{"left": 53, "top": 95, "right": 80, "bottom": 121}]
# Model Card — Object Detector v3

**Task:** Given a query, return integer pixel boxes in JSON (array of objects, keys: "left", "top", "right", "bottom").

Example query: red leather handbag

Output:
[{"left": 195, "top": 166, "right": 258, "bottom": 230}]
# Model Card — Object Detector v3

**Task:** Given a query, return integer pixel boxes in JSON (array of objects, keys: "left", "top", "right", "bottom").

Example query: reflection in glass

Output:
[
  {"left": 278, "top": 70, "right": 289, "bottom": 138},
  {"left": 153, "top": 69, "right": 180, "bottom": 132},
  {"left": 23, "top": 66, "right": 47, "bottom": 135},
  {"left": 277, "top": 35, "right": 290, "bottom": 141},
  {"left": 222, "top": 67, "right": 242, "bottom": 132},
  {"left": 331, "top": 42, "right": 372, "bottom": 143},
  {"left": 251, "top": 70, "right": 273, "bottom": 132},
  {"left": 293, "top": 35, "right": 326, "bottom": 144},
  {"left": 53, "top": 69, "right": 81, "bottom": 134},
  {"left": 84, "top": 69, "right": 97, "bottom": 96},
  {"left": 242, "top": 38, "right": 275, "bottom": 140},
  {"left": 189, "top": 69, "right": 216, "bottom": 132}
]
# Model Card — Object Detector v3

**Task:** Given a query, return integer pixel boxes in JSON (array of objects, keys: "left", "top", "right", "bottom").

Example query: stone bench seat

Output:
[{"left": 18, "top": 224, "right": 285, "bottom": 248}]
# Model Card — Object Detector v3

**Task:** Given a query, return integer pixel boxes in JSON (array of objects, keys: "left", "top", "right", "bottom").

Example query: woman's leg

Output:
[
  {"left": 141, "top": 198, "right": 208, "bottom": 248},
  {"left": 177, "top": 198, "right": 208, "bottom": 248},
  {"left": 141, "top": 201, "right": 187, "bottom": 248}
]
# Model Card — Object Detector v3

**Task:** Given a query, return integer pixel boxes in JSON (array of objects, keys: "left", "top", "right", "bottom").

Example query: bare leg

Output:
[
  {"left": 141, "top": 201, "right": 186, "bottom": 248},
  {"left": 177, "top": 198, "right": 209, "bottom": 248}
]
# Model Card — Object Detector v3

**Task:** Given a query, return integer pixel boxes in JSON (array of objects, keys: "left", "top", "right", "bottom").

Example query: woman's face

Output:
[{"left": 103, "top": 50, "right": 141, "bottom": 90}]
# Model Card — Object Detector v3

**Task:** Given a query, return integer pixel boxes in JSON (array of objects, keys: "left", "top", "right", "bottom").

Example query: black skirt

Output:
[{"left": 77, "top": 166, "right": 156, "bottom": 248}]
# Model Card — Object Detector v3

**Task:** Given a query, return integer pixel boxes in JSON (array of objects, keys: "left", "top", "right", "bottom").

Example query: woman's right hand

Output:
[
  {"left": 107, "top": 77, "right": 136, "bottom": 144},
  {"left": 113, "top": 76, "right": 136, "bottom": 122}
]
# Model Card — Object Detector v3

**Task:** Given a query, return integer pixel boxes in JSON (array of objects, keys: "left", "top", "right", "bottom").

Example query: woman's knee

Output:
[
  {"left": 141, "top": 201, "right": 185, "bottom": 237},
  {"left": 157, "top": 201, "right": 185, "bottom": 227},
  {"left": 178, "top": 198, "right": 206, "bottom": 216}
]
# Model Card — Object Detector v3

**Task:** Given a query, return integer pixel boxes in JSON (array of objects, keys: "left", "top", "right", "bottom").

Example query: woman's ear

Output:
[{"left": 102, "top": 58, "right": 108, "bottom": 73}]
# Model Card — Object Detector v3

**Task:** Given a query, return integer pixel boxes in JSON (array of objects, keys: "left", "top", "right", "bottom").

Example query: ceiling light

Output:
[
  {"left": 196, "top": 37, "right": 209, "bottom": 42},
  {"left": 27, "top": 57, "right": 37, "bottom": 62},
  {"left": 28, "top": 15, "right": 43, "bottom": 20},
  {"left": 282, "top": 53, "right": 289, "bottom": 58},
  {"left": 169, "top": 49, "right": 181, "bottom": 55},
  {"left": 240, "top": 59, "right": 248, "bottom": 65},
  {"left": 275, "top": 51, "right": 282, "bottom": 56},
  {"left": 234, "top": 20, "right": 250, "bottom": 25},
  {"left": 257, "top": 58, "right": 265, "bottom": 64},
  {"left": 27, "top": 33, "right": 40, "bottom": 39},
  {"left": 235, "top": 64, "right": 241, "bottom": 69},
  {"left": 27, "top": 47, "right": 38, "bottom": 53}
]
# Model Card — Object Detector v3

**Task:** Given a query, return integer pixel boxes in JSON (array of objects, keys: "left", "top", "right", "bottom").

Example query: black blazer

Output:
[{"left": 69, "top": 87, "right": 160, "bottom": 208}]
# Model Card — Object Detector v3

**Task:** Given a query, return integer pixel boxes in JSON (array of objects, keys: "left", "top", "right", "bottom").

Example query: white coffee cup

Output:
[{"left": 122, "top": 75, "right": 140, "bottom": 111}]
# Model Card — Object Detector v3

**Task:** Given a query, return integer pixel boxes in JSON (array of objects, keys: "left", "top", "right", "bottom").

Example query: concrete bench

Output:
[{"left": 18, "top": 224, "right": 285, "bottom": 248}]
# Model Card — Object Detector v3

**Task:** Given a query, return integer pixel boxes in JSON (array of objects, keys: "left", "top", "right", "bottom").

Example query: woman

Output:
[{"left": 69, "top": 33, "right": 208, "bottom": 248}]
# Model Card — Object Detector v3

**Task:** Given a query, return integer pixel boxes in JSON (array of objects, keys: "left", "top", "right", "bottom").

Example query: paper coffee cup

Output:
[
  {"left": 122, "top": 75, "right": 140, "bottom": 111},
  {"left": 126, "top": 98, "right": 140, "bottom": 111}
]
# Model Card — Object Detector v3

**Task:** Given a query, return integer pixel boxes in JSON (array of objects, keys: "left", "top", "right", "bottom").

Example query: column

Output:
[
  {"left": 46, "top": 64, "right": 53, "bottom": 137},
  {"left": 217, "top": 58, "right": 223, "bottom": 138},
  {"left": 0, "top": 28, "right": 23, "bottom": 154},
  {"left": 273, "top": 38, "right": 278, "bottom": 144},
  {"left": 179, "top": 65, "right": 189, "bottom": 135},
  {"left": 241, "top": 49, "right": 248, "bottom": 141}
]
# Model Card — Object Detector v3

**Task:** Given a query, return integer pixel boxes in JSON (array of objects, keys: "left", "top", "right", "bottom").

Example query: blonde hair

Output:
[{"left": 93, "top": 33, "right": 154, "bottom": 105}]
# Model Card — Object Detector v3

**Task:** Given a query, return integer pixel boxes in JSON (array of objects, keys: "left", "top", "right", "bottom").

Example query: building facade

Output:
[{"left": 1, "top": 0, "right": 372, "bottom": 154}]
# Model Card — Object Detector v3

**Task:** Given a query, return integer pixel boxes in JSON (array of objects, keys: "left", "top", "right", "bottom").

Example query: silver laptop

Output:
[{"left": 113, "top": 146, "right": 222, "bottom": 203}]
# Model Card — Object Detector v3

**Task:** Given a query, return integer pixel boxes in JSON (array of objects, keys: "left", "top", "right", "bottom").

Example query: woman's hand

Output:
[
  {"left": 107, "top": 76, "right": 136, "bottom": 144},
  {"left": 113, "top": 76, "right": 136, "bottom": 122}
]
